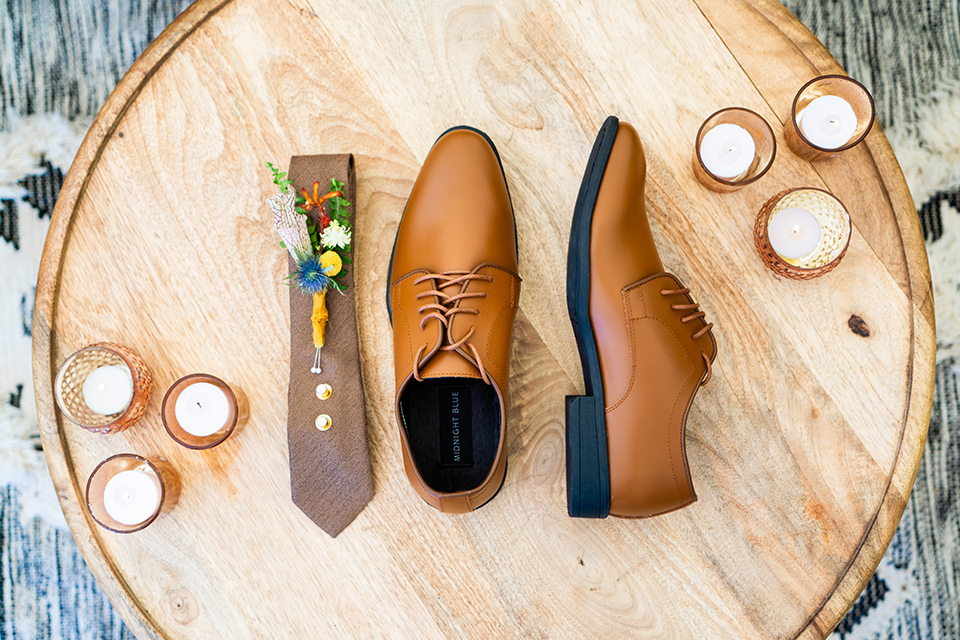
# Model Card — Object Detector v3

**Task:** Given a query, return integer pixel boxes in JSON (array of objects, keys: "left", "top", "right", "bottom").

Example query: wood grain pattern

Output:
[{"left": 32, "top": 0, "right": 935, "bottom": 638}]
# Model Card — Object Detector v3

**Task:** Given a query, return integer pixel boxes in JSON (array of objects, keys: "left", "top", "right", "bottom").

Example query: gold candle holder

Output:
[
  {"left": 693, "top": 107, "right": 776, "bottom": 192},
  {"left": 754, "top": 187, "right": 852, "bottom": 280},
  {"left": 85, "top": 454, "right": 180, "bottom": 533},
  {"left": 161, "top": 374, "right": 248, "bottom": 449},
  {"left": 785, "top": 75, "right": 875, "bottom": 161},
  {"left": 54, "top": 342, "right": 153, "bottom": 434}
]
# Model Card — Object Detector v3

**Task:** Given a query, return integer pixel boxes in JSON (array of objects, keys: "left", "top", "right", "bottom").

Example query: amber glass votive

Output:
[
  {"left": 86, "top": 454, "right": 180, "bottom": 533},
  {"left": 785, "top": 75, "right": 875, "bottom": 161},
  {"left": 754, "top": 187, "right": 852, "bottom": 280},
  {"left": 694, "top": 107, "right": 776, "bottom": 192},
  {"left": 54, "top": 342, "right": 153, "bottom": 434},
  {"left": 162, "top": 374, "right": 248, "bottom": 449}
]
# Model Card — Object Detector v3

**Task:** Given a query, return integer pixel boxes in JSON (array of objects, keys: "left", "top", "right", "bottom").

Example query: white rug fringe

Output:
[
  {"left": 927, "top": 201, "right": 960, "bottom": 363},
  {"left": 0, "top": 403, "right": 65, "bottom": 529},
  {"left": 886, "top": 78, "right": 960, "bottom": 209},
  {"left": 1, "top": 112, "right": 87, "bottom": 529},
  {"left": 887, "top": 78, "right": 960, "bottom": 363},
  {"left": 0, "top": 110, "right": 88, "bottom": 199}
]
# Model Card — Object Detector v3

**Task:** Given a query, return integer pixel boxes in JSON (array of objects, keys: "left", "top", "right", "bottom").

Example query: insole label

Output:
[{"left": 439, "top": 386, "right": 473, "bottom": 467}]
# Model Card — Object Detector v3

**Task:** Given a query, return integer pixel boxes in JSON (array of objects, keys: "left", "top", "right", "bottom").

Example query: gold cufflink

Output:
[
  {"left": 316, "top": 383, "right": 332, "bottom": 400},
  {"left": 315, "top": 414, "right": 332, "bottom": 431}
]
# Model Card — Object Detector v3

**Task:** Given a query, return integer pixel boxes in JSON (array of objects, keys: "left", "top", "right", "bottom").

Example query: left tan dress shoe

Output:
[{"left": 387, "top": 126, "right": 521, "bottom": 514}]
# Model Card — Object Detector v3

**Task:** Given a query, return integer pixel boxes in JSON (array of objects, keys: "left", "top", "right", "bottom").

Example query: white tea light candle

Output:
[
  {"left": 694, "top": 108, "right": 776, "bottom": 192},
  {"left": 174, "top": 381, "right": 231, "bottom": 437},
  {"left": 162, "top": 374, "right": 244, "bottom": 449},
  {"left": 82, "top": 365, "right": 134, "bottom": 415},
  {"left": 86, "top": 454, "right": 178, "bottom": 533},
  {"left": 102, "top": 467, "right": 162, "bottom": 526},
  {"left": 699, "top": 123, "right": 756, "bottom": 179},
  {"left": 754, "top": 187, "right": 852, "bottom": 279},
  {"left": 768, "top": 207, "right": 821, "bottom": 260},
  {"left": 798, "top": 95, "right": 858, "bottom": 150}
]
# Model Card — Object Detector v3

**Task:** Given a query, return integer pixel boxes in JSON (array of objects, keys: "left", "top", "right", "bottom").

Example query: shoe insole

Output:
[{"left": 400, "top": 378, "right": 500, "bottom": 494}]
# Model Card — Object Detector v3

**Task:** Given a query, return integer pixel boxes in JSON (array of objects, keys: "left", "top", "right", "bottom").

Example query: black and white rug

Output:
[{"left": 1, "top": 1, "right": 958, "bottom": 638}]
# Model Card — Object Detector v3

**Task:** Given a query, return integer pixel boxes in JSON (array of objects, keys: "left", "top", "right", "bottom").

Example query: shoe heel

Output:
[{"left": 565, "top": 395, "right": 610, "bottom": 519}]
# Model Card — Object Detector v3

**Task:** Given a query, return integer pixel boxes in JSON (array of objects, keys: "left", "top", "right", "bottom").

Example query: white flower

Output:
[{"left": 321, "top": 220, "right": 352, "bottom": 249}]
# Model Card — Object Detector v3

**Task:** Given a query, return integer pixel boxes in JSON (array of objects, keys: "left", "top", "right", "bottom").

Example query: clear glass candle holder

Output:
[
  {"left": 754, "top": 187, "right": 852, "bottom": 280},
  {"left": 161, "top": 374, "right": 248, "bottom": 449},
  {"left": 693, "top": 107, "right": 776, "bottom": 192},
  {"left": 785, "top": 75, "right": 875, "bottom": 161},
  {"left": 85, "top": 454, "right": 180, "bottom": 533},
  {"left": 54, "top": 342, "right": 153, "bottom": 434}
]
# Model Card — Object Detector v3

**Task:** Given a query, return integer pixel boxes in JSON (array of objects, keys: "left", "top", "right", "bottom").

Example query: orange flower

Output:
[
  {"left": 300, "top": 182, "right": 342, "bottom": 213},
  {"left": 299, "top": 182, "right": 343, "bottom": 231}
]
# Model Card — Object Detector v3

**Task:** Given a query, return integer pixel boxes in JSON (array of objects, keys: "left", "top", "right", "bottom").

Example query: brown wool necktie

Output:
[{"left": 284, "top": 154, "right": 373, "bottom": 537}]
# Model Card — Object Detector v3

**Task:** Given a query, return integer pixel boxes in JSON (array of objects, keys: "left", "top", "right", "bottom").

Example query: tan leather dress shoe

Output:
[
  {"left": 388, "top": 126, "right": 520, "bottom": 514},
  {"left": 566, "top": 116, "right": 717, "bottom": 519}
]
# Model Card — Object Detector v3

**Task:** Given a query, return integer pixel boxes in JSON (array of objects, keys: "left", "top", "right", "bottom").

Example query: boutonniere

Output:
[{"left": 265, "top": 162, "right": 353, "bottom": 373}]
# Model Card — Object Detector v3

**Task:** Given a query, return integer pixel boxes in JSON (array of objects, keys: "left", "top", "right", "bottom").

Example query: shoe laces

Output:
[
  {"left": 660, "top": 287, "right": 714, "bottom": 385},
  {"left": 412, "top": 270, "right": 495, "bottom": 385}
]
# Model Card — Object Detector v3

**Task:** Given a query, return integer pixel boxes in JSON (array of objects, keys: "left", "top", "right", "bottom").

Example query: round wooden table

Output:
[{"left": 34, "top": 0, "right": 936, "bottom": 638}]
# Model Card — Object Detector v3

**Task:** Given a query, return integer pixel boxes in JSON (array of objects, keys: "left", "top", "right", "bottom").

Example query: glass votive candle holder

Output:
[
  {"left": 754, "top": 187, "right": 852, "bottom": 280},
  {"left": 785, "top": 75, "right": 875, "bottom": 161},
  {"left": 694, "top": 107, "right": 776, "bottom": 192},
  {"left": 54, "top": 342, "right": 153, "bottom": 434},
  {"left": 161, "top": 374, "right": 248, "bottom": 449},
  {"left": 86, "top": 454, "right": 180, "bottom": 533}
]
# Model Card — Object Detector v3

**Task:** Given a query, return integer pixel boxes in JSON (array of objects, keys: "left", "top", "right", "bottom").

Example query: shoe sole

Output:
[
  {"left": 565, "top": 115, "right": 619, "bottom": 519},
  {"left": 385, "top": 125, "right": 517, "bottom": 512}
]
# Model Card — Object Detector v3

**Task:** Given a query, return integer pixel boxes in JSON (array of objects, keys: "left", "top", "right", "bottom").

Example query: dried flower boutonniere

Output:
[{"left": 265, "top": 162, "right": 353, "bottom": 373}]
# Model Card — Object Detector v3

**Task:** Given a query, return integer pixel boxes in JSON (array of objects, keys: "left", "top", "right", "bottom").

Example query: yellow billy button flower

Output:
[{"left": 320, "top": 250, "right": 342, "bottom": 277}]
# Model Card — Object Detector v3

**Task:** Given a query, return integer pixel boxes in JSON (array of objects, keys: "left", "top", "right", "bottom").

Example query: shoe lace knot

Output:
[{"left": 412, "top": 270, "right": 495, "bottom": 385}]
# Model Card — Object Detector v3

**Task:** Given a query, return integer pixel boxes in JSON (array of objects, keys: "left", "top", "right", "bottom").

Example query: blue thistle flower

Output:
[{"left": 291, "top": 254, "right": 333, "bottom": 295}]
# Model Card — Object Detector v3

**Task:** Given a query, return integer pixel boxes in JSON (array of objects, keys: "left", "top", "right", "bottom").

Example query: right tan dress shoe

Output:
[
  {"left": 388, "top": 126, "right": 521, "bottom": 514},
  {"left": 566, "top": 116, "right": 718, "bottom": 519}
]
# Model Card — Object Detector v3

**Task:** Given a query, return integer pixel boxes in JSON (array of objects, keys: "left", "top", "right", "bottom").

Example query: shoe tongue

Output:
[{"left": 418, "top": 348, "right": 480, "bottom": 380}]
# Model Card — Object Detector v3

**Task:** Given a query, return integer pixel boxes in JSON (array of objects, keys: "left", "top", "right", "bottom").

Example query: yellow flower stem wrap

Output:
[{"left": 311, "top": 290, "right": 328, "bottom": 349}]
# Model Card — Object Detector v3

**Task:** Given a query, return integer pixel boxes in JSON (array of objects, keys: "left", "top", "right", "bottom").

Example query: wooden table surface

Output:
[{"left": 33, "top": 0, "right": 936, "bottom": 638}]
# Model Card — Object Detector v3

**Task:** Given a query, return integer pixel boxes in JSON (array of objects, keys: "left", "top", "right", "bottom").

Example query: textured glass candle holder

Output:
[
  {"left": 54, "top": 342, "right": 153, "bottom": 434},
  {"left": 754, "top": 187, "right": 852, "bottom": 280},
  {"left": 161, "top": 374, "right": 248, "bottom": 449},
  {"left": 85, "top": 454, "right": 180, "bottom": 533},
  {"left": 785, "top": 75, "right": 875, "bottom": 161},
  {"left": 693, "top": 107, "right": 776, "bottom": 192}
]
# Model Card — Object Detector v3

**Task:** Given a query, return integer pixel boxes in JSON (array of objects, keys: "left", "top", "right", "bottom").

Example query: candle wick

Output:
[{"left": 196, "top": 401, "right": 202, "bottom": 410}]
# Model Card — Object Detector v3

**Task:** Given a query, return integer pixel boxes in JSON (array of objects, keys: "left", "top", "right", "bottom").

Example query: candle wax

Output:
[
  {"left": 798, "top": 95, "right": 858, "bottom": 150},
  {"left": 103, "top": 467, "right": 162, "bottom": 526},
  {"left": 699, "top": 123, "right": 756, "bottom": 179},
  {"left": 174, "top": 381, "right": 231, "bottom": 437},
  {"left": 768, "top": 207, "right": 822, "bottom": 260},
  {"left": 82, "top": 365, "right": 134, "bottom": 416}
]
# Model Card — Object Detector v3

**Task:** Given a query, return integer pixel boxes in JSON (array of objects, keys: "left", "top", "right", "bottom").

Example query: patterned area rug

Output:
[{"left": 1, "top": 1, "right": 958, "bottom": 638}]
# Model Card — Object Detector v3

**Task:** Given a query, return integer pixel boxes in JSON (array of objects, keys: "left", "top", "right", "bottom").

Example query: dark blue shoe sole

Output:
[{"left": 565, "top": 115, "right": 619, "bottom": 519}]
